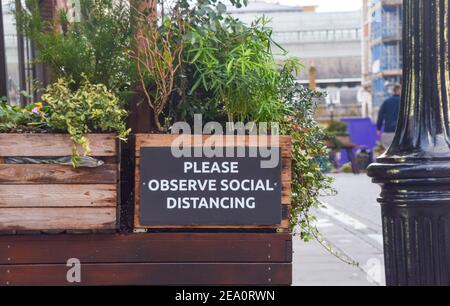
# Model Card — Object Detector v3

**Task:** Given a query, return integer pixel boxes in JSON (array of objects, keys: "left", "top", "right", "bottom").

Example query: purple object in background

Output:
[{"left": 337, "top": 118, "right": 378, "bottom": 168}]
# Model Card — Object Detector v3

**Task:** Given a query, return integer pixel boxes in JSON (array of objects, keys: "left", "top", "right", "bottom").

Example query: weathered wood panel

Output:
[
  {"left": 0, "top": 233, "right": 291, "bottom": 286},
  {"left": 135, "top": 134, "right": 292, "bottom": 156},
  {"left": 0, "top": 208, "right": 116, "bottom": 230},
  {"left": 0, "top": 134, "right": 116, "bottom": 157},
  {"left": 0, "top": 164, "right": 117, "bottom": 184},
  {"left": 0, "top": 185, "right": 117, "bottom": 207},
  {"left": 0, "top": 233, "right": 292, "bottom": 264},
  {"left": 0, "top": 263, "right": 291, "bottom": 286},
  {"left": 0, "top": 133, "right": 119, "bottom": 231},
  {"left": 134, "top": 134, "right": 292, "bottom": 230}
]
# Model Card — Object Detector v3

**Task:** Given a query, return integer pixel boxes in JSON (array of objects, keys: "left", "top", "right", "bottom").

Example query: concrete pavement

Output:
[
  {"left": 293, "top": 238, "right": 376, "bottom": 286},
  {"left": 292, "top": 173, "right": 385, "bottom": 286}
]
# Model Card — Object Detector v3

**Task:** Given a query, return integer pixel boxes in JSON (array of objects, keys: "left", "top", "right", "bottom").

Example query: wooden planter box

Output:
[
  {"left": 0, "top": 133, "right": 118, "bottom": 232},
  {"left": 0, "top": 134, "right": 294, "bottom": 286}
]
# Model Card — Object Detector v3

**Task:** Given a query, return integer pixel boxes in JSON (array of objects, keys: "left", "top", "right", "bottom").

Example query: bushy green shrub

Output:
[
  {"left": 43, "top": 77, "right": 130, "bottom": 166},
  {"left": 277, "top": 61, "right": 333, "bottom": 238},
  {"left": 186, "top": 16, "right": 283, "bottom": 123},
  {"left": 16, "top": 0, "right": 134, "bottom": 96}
]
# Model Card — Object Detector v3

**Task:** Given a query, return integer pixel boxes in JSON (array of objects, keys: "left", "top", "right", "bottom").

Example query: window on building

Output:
[{"left": 1, "top": 0, "right": 35, "bottom": 106}]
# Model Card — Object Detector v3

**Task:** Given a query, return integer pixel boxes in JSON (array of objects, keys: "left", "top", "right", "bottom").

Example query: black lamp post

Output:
[{"left": 368, "top": 0, "right": 450, "bottom": 286}]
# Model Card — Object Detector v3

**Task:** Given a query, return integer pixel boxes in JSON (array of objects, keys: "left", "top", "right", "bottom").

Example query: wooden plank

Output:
[
  {"left": 0, "top": 208, "right": 116, "bottom": 230},
  {"left": 0, "top": 233, "right": 292, "bottom": 264},
  {"left": 134, "top": 156, "right": 141, "bottom": 229},
  {"left": 0, "top": 233, "right": 292, "bottom": 285},
  {"left": 135, "top": 134, "right": 291, "bottom": 156},
  {"left": 0, "top": 185, "right": 116, "bottom": 207},
  {"left": 0, "top": 164, "right": 117, "bottom": 184},
  {"left": 0, "top": 263, "right": 291, "bottom": 286},
  {"left": 0, "top": 134, "right": 116, "bottom": 157}
]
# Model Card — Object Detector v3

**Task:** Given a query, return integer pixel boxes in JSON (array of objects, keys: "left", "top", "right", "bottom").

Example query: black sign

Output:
[{"left": 139, "top": 147, "right": 282, "bottom": 226}]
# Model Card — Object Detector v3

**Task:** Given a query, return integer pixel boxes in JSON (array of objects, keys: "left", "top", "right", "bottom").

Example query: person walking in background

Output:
[{"left": 376, "top": 84, "right": 401, "bottom": 149}]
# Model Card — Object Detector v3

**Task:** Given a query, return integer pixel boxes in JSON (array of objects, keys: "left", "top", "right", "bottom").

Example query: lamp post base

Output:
[{"left": 369, "top": 158, "right": 450, "bottom": 286}]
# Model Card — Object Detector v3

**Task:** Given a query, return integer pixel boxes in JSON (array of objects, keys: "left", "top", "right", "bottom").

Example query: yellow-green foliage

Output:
[{"left": 42, "top": 77, "right": 130, "bottom": 166}]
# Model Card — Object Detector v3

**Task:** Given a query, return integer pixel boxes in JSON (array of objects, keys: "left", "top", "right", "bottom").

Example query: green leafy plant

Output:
[
  {"left": 129, "top": 0, "right": 250, "bottom": 130},
  {"left": 187, "top": 16, "right": 282, "bottom": 123},
  {"left": 176, "top": 0, "right": 249, "bottom": 26},
  {"left": 131, "top": 3, "right": 186, "bottom": 131},
  {"left": 265, "top": 60, "right": 333, "bottom": 239},
  {"left": 0, "top": 79, "right": 129, "bottom": 167},
  {"left": 42, "top": 77, "right": 130, "bottom": 166},
  {"left": 325, "top": 121, "right": 349, "bottom": 137},
  {"left": 324, "top": 121, "right": 350, "bottom": 150},
  {"left": 0, "top": 101, "right": 48, "bottom": 132},
  {"left": 16, "top": 0, "right": 134, "bottom": 96},
  {"left": 0, "top": 102, "right": 24, "bottom": 132}
]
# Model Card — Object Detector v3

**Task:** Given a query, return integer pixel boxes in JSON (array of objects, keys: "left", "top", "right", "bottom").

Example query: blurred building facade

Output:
[
  {"left": 1, "top": 0, "right": 31, "bottom": 105},
  {"left": 228, "top": 1, "right": 363, "bottom": 122},
  {"left": 1, "top": 0, "right": 80, "bottom": 105},
  {"left": 362, "top": 0, "right": 403, "bottom": 115}
]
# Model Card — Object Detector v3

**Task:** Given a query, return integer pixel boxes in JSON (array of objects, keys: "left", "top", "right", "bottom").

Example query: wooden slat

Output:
[
  {"left": 134, "top": 157, "right": 141, "bottom": 227},
  {"left": 0, "top": 164, "right": 117, "bottom": 184},
  {"left": 0, "top": 233, "right": 292, "bottom": 285},
  {"left": 0, "top": 208, "right": 116, "bottom": 230},
  {"left": 0, "top": 263, "right": 291, "bottom": 286},
  {"left": 0, "top": 233, "right": 292, "bottom": 264},
  {"left": 0, "top": 134, "right": 116, "bottom": 157},
  {"left": 0, "top": 185, "right": 116, "bottom": 207},
  {"left": 135, "top": 134, "right": 291, "bottom": 156}
]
